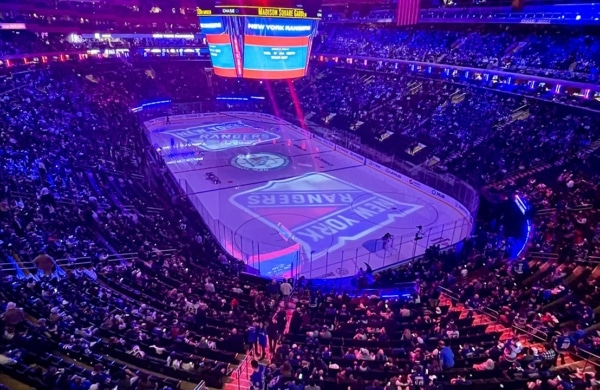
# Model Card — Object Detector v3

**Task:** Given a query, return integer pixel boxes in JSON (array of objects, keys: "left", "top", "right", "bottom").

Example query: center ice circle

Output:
[{"left": 230, "top": 152, "right": 290, "bottom": 172}]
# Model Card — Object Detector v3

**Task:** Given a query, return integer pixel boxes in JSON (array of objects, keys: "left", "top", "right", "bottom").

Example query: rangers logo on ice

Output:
[
  {"left": 230, "top": 173, "right": 423, "bottom": 258},
  {"left": 163, "top": 121, "right": 280, "bottom": 151}
]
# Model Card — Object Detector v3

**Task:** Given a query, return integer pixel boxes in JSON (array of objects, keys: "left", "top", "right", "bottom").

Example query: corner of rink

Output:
[{"left": 143, "top": 112, "right": 476, "bottom": 280}]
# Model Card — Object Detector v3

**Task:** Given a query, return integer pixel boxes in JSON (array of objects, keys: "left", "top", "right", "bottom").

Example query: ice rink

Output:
[{"left": 145, "top": 112, "right": 473, "bottom": 279}]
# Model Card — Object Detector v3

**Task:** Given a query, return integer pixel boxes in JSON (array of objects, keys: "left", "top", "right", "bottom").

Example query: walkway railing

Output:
[
  {"left": 235, "top": 349, "right": 254, "bottom": 390},
  {"left": 440, "top": 286, "right": 600, "bottom": 373},
  {"left": 573, "top": 348, "right": 600, "bottom": 371},
  {"left": 438, "top": 286, "right": 549, "bottom": 342},
  {"left": 0, "top": 249, "right": 178, "bottom": 272},
  {"left": 311, "top": 52, "right": 600, "bottom": 90},
  {"left": 193, "top": 380, "right": 207, "bottom": 390}
]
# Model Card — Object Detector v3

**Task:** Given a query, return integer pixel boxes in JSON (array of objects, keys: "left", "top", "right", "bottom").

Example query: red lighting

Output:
[{"left": 287, "top": 79, "right": 306, "bottom": 129}]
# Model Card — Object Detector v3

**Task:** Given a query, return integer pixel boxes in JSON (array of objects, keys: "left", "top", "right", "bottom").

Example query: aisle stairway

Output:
[
  {"left": 223, "top": 358, "right": 252, "bottom": 390},
  {"left": 224, "top": 298, "right": 295, "bottom": 390}
]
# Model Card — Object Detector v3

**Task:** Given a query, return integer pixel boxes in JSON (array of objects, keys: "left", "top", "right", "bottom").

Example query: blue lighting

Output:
[
  {"left": 516, "top": 220, "right": 532, "bottom": 258},
  {"left": 514, "top": 194, "right": 532, "bottom": 258},
  {"left": 131, "top": 99, "right": 172, "bottom": 113},
  {"left": 216, "top": 96, "right": 266, "bottom": 101},
  {"left": 515, "top": 194, "right": 528, "bottom": 215}
]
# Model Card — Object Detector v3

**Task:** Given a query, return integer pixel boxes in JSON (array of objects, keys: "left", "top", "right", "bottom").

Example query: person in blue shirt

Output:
[
  {"left": 572, "top": 324, "right": 586, "bottom": 342},
  {"left": 459, "top": 343, "right": 475, "bottom": 358},
  {"left": 257, "top": 322, "right": 268, "bottom": 360},
  {"left": 410, "top": 367, "right": 429, "bottom": 388},
  {"left": 250, "top": 359, "right": 264, "bottom": 390},
  {"left": 555, "top": 328, "right": 573, "bottom": 365},
  {"left": 343, "top": 348, "right": 356, "bottom": 360},
  {"left": 69, "top": 375, "right": 91, "bottom": 390},
  {"left": 286, "top": 379, "right": 305, "bottom": 390},
  {"left": 247, "top": 323, "right": 258, "bottom": 355},
  {"left": 89, "top": 364, "right": 109, "bottom": 386},
  {"left": 439, "top": 341, "right": 455, "bottom": 370}
]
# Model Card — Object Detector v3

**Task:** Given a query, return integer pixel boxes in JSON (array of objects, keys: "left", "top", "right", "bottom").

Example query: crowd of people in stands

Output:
[
  {"left": 0, "top": 31, "right": 82, "bottom": 57},
  {"left": 249, "top": 159, "right": 600, "bottom": 389},
  {"left": 2, "top": 22, "right": 600, "bottom": 84},
  {"left": 316, "top": 24, "right": 600, "bottom": 82},
  {"left": 0, "top": 60, "right": 274, "bottom": 389},
  {"left": 273, "top": 64, "right": 600, "bottom": 187},
  {"left": 0, "top": 22, "right": 599, "bottom": 390}
]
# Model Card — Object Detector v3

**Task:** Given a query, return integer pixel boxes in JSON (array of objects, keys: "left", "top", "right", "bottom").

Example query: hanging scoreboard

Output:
[{"left": 198, "top": 0, "right": 321, "bottom": 79}]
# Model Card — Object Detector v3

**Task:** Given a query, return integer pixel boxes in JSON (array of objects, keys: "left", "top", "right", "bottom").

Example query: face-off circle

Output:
[{"left": 231, "top": 152, "right": 290, "bottom": 172}]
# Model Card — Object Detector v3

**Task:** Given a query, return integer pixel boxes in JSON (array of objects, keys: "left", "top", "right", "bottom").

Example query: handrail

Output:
[
  {"left": 535, "top": 208, "right": 557, "bottom": 215},
  {"left": 288, "top": 282, "right": 299, "bottom": 306},
  {"left": 193, "top": 380, "right": 206, "bottom": 390},
  {"left": 0, "top": 249, "right": 179, "bottom": 271},
  {"left": 7, "top": 258, "right": 122, "bottom": 271},
  {"left": 573, "top": 347, "right": 600, "bottom": 369},
  {"left": 438, "top": 286, "right": 460, "bottom": 301},
  {"left": 566, "top": 204, "right": 594, "bottom": 211},
  {"left": 312, "top": 52, "right": 600, "bottom": 91},
  {"left": 479, "top": 305, "right": 500, "bottom": 319},
  {"left": 439, "top": 287, "right": 548, "bottom": 341},
  {"left": 576, "top": 257, "right": 600, "bottom": 265},
  {"left": 526, "top": 252, "right": 559, "bottom": 259},
  {"left": 235, "top": 349, "right": 254, "bottom": 390},
  {"left": 54, "top": 249, "right": 177, "bottom": 262},
  {"left": 441, "top": 287, "right": 550, "bottom": 342},
  {"left": 537, "top": 204, "right": 597, "bottom": 215},
  {"left": 438, "top": 288, "right": 496, "bottom": 319},
  {"left": 512, "top": 322, "right": 549, "bottom": 342}
]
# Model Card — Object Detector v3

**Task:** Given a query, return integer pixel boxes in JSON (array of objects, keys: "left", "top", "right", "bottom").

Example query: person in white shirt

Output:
[
  {"left": 504, "top": 336, "right": 522, "bottom": 362},
  {"left": 280, "top": 280, "right": 292, "bottom": 297},
  {"left": 232, "top": 285, "right": 243, "bottom": 294},
  {"left": 280, "top": 280, "right": 292, "bottom": 307},
  {"left": 204, "top": 279, "right": 215, "bottom": 293}
]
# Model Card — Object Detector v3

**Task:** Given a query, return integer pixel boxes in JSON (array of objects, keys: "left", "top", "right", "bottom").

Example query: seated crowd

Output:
[
  {"left": 272, "top": 64, "right": 600, "bottom": 187},
  {"left": 0, "top": 60, "right": 273, "bottom": 389},
  {"left": 0, "top": 53, "right": 598, "bottom": 390},
  {"left": 259, "top": 148, "right": 600, "bottom": 390},
  {"left": 1, "top": 23, "right": 600, "bottom": 84},
  {"left": 317, "top": 24, "right": 600, "bottom": 82},
  {"left": 0, "top": 31, "right": 82, "bottom": 57}
]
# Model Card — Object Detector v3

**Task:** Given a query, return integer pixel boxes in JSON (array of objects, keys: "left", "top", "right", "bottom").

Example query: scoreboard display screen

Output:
[
  {"left": 198, "top": 0, "right": 321, "bottom": 79},
  {"left": 200, "top": 15, "right": 237, "bottom": 77}
]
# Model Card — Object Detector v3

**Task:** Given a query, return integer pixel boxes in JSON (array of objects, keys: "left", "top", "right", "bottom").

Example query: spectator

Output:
[
  {"left": 268, "top": 279, "right": 280, "bottom": 299},
  {"left": 2, "top": 302, "right": 26, "bottom": 328},
  {"left": 280, "top": 279, "right": 292, "bottom": 304},
  {"left": 33, "top": 252, "right": 56, "bottom": 276},
  {"left": 439, "top": 341, "right": 455, "bottom": 370}
]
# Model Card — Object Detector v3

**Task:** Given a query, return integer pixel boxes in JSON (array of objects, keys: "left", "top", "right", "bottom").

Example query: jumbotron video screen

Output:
[{"left": 198, "top": 0, "right": 321, "bottom": 79}]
